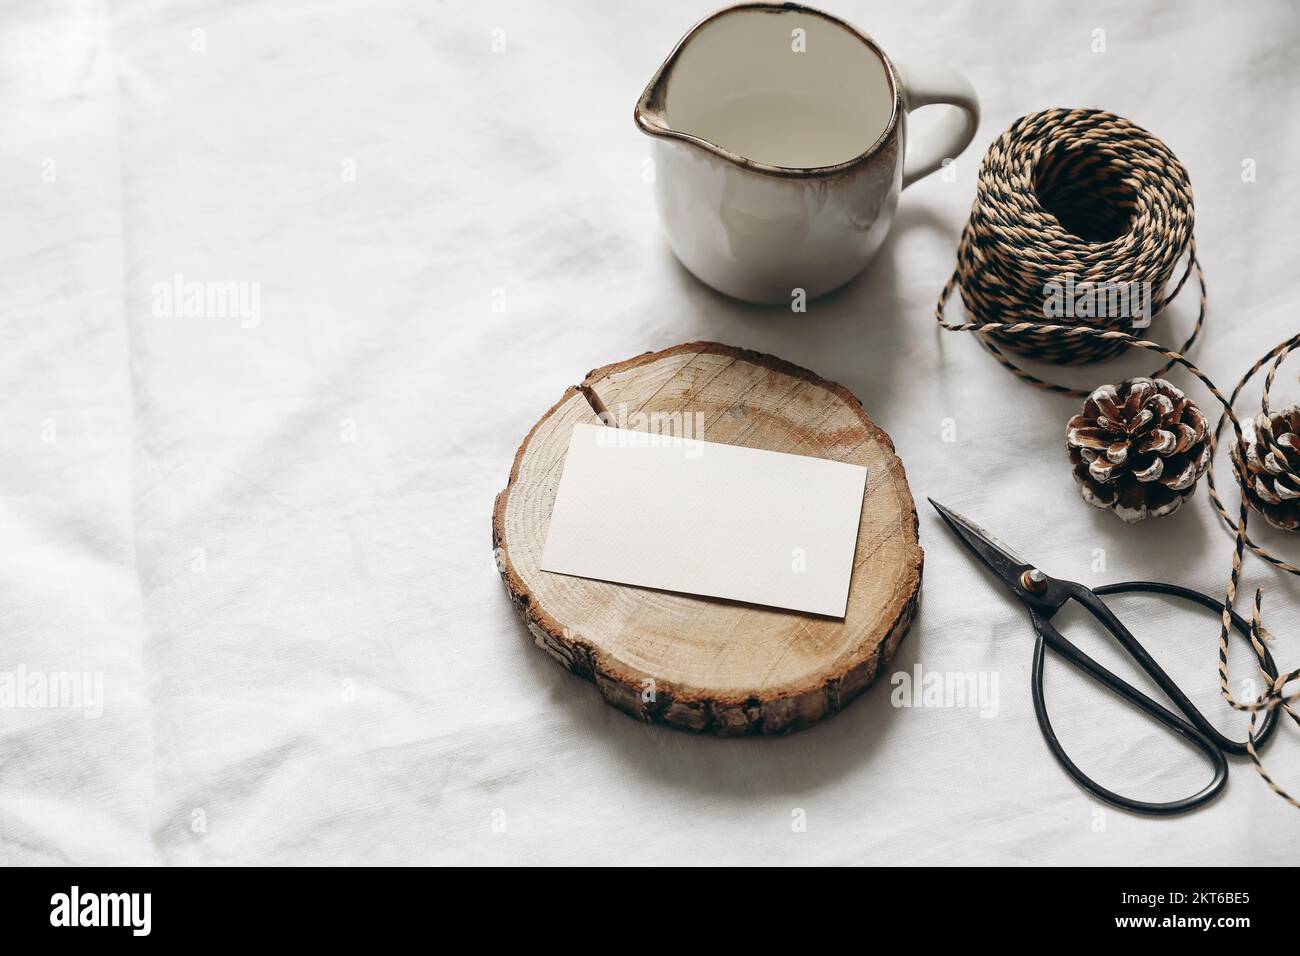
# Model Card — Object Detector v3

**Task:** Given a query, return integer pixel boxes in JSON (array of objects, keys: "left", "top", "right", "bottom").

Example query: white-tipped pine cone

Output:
[
  {"left": 1066, "top": 378, "right": 1210, "bottom": 522},
  {"left": 1232, "top": 405, "right": 1300, "bottom": 532}
]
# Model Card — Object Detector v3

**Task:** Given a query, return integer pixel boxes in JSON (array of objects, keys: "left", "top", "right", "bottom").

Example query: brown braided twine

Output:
[
  {"left": 934, "top": 108, "right": 1299, "bottom": 809},
  {"left": 952, "top": 108, "right": 1204, "bottom": 383}
]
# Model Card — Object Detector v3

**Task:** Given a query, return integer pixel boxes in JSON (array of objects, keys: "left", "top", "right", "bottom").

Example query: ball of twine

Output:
[
  {"left": 950, "top": 108, "right": 1204, "bottom": 386},
  {"left": 935, "top": 108, "right": 1299, "bottom": 810}
]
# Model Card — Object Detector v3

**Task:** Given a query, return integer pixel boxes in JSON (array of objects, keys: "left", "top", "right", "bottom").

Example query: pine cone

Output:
[
  {"left": 1066, "top": 378, "right": 1210, "bottom": 522},
  {"left": 1232, "top": 405, "right": 1300, "bottom": 532}
]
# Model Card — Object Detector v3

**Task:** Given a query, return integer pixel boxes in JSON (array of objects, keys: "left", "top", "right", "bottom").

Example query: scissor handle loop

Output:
[
  {"left": 1029, "top": 580, "right": 1279, "bottom": 815},
  {"left": 1091, "top": 581, "right": 1281, "bottom": 753}
]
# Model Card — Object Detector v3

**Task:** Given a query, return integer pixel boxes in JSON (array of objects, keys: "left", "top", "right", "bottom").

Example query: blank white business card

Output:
[{"left": 541, "top": 423, "right": 868, "bottom": 617}]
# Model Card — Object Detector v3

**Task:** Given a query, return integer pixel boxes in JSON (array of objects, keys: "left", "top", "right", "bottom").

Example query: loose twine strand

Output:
[{"left": 933, "top": 108, "right": 1299, "bottom": 809}]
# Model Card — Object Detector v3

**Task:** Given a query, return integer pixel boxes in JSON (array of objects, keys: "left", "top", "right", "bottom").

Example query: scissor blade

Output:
[{"left": 928, "top": 499, "right": 1031, "bottom": 594}]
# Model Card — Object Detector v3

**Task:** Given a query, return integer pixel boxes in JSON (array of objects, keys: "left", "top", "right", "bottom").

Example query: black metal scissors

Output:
[{"left": 929, "top": 499, "right": 1280, "bottom": 815}]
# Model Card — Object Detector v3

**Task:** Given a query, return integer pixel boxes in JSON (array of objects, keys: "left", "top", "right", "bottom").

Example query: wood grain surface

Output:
[{"left": 493, "top": 342, "right": 923, "bottom": 734}]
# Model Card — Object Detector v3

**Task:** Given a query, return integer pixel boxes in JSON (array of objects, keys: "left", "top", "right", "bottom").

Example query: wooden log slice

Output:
[{"left": 493, "top": 342, "right": 923, "bottom": 735}]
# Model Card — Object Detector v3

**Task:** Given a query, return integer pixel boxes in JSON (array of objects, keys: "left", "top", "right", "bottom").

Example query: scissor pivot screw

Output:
[{"left": 1021, "top": 569, "right": 1047, "bottom": 594}]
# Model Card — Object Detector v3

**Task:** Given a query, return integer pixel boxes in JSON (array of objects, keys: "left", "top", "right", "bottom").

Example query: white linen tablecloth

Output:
[{"left": 3, "top": 0, "right": 1299, "bottom": 865}]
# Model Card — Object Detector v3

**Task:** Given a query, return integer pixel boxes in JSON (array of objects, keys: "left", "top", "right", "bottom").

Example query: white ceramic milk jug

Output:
[{"left": 635, "top": 3, "right": 979, "bottom": 304}]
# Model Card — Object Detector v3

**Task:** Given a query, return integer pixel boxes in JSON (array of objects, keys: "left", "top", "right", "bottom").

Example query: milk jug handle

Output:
[{"left": 895, "top": 60, "right": 980, "bottom": 189}]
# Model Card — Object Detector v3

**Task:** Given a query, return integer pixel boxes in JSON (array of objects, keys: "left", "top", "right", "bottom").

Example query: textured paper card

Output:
[{"left": 541, "top": 424, "right": 868, "bottom": 617}]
